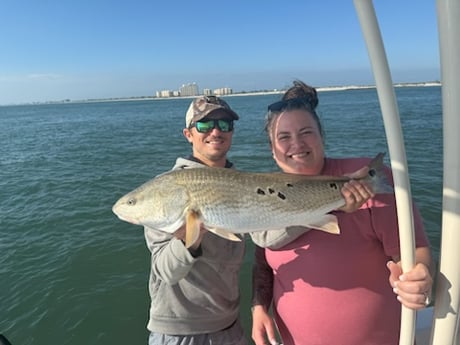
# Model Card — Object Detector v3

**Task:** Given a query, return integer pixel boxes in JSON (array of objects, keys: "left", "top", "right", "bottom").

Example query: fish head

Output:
[{"left": 112, "top": 174, "right": 189, "bottom": 232}]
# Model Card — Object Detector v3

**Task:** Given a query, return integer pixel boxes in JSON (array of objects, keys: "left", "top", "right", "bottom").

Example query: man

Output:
[{"left": 145, "top": 95, "right": 248, "bottom": 345}]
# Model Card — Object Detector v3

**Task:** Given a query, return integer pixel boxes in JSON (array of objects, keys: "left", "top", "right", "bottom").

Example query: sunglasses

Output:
[
  {"left": 267, "top": 96, "right": 314, "bottom": 112},
  {"left": 191, "top": 119, "right": 234, "bottom": 133}
]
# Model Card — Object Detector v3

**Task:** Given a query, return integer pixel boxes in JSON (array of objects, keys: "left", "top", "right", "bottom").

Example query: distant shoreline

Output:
[{"left": 2, "top": 81, "right": 441, "bottom": 106}]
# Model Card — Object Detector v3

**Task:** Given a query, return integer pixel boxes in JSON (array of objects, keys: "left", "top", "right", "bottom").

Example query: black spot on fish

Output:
[
  {"left": 257, "top": 188, "right": 266, "bottom": 195},
  {"left": 286, "top": 183, "right": 293, "bottom": 187},
  {"left": 268, "top": 188, "right": 275, "bottom": 194},
  {"left": 277, "top": 192, "right": 286, "bottom": 200},
  {"left": 329, "top": 183, "right": 338, "bottom": 190},
  {"left": 369, "top": 169, "right": 376, "bottom": 177}
]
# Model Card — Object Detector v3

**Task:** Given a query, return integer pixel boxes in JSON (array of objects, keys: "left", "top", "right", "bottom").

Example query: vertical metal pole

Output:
[
  {"left": 353, "top": 1, "right": 416, "bottom": 344},
  {"left": 431, "top": 0, "right": 460, "bottom": 344}
]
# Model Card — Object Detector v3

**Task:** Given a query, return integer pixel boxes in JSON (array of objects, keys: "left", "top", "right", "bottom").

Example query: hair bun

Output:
[{"left": 282, "top": 80, "right": 319, "bottom": 109}]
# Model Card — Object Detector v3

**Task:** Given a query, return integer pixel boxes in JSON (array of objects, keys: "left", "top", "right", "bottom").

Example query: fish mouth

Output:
[
  {"left": 116, "top": 213, "right": 141, "bottom": 225},
  {"left": 112, "top": 206, "right": 141, "bottom": 225}
]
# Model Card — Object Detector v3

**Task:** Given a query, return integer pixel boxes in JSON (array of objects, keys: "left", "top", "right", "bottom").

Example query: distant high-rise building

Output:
[
  {"left": 180, "top": 83, "right": 199, "bottom": 97},
  {"left": 156, "top": 90, "right": 173, "bottom": 98},
  {"left": 214, "top": 87, "right": 233, "bottom": 96},
  {"left": 156, "top": 83, "right": 233, "bottom": 98}
]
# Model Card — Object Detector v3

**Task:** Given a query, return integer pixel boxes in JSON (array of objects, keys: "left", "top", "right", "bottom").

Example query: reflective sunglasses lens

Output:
[
  {"left": 217, "top": 120, "right": 232, "bottom": 132},
  {"left": 195, "top": 120, "right": 215, "bottom": 133},
  {"left": 194, "top": 119, "right": 233, "bottom": 133}
]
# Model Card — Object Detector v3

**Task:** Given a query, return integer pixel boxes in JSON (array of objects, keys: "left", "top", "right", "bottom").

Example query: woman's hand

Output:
[
  {"left": 339, "top": 166, "right": 375, "bottom": 213},
  {"left": 387, "top": 247, "right": 434, "bottom": 309},
  {"left": 252, "top": 305, "right": 280, "bottom": 345}
]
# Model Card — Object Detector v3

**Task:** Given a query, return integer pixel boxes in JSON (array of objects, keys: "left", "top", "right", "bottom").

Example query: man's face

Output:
[{"left": 183, "top": 110, "right": 234, "bottom": 167}]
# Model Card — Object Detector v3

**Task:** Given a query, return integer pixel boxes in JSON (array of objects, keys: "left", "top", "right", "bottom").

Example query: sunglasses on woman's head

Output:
[
  {"left": 190, "top": 119, "right": 234, "bottom": 133},
  {"left": 267, "top": 96, "right": 314, "bottom": 112}
]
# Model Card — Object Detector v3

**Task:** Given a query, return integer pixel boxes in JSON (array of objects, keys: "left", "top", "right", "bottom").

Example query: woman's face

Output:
[{"left": 270, "top": 109, "right": 325, "bottom": 175}]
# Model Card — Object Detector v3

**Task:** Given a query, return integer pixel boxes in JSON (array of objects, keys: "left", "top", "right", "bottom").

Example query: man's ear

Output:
[{"left": 183, "top": 128, "right": 193, "bottom": 144}]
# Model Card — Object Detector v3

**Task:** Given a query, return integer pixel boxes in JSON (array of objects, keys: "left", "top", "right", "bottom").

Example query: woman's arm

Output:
[{"left": 251, "top": 246, "right": 279, "bottom": 345}]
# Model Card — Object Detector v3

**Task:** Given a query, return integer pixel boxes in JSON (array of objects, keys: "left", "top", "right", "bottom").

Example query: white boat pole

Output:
[
  {"left": 353, "top": 1, "right": 416, "bottom": 344},
  {"left": 431, "top": 0, "right": 460, "bottom": 344}
]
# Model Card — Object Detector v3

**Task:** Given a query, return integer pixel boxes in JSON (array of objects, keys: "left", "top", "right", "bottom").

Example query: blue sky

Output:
[{"left": 0, "top": 0, "right": 440, "bottom": 104}]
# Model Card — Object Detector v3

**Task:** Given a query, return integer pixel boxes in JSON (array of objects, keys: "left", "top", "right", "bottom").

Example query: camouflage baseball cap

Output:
[{"left": 185, "top": 96, "right": 239, "bottom": 128}]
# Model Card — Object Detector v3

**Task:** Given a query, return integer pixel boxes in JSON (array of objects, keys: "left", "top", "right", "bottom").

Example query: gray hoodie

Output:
[{"left": 145, "top": 157, "right": 245, "bottom": 334}]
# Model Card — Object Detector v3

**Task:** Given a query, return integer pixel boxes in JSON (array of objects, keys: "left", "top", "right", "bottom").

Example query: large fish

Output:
[{"left": 113, "top": 153, "right": 392, "bottom": 247}]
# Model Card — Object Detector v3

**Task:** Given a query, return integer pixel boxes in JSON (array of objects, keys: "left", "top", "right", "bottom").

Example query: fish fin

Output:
[
  {"left": 206, "top": 227, "right": 242, "bottom": 242},
  {"left": 185, "top": 210, "right": 202, "bottom": 248},
  {"left": 307, "top": 214, "right": 340, "bottom": 235},
  {"left": 367, "top": 153, "right": 393, "bottom": 194}
]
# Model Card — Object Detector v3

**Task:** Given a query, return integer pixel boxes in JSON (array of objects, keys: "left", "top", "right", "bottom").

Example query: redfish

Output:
[{"left": 113, "top": 153, "right": 391, "bottom": 247}]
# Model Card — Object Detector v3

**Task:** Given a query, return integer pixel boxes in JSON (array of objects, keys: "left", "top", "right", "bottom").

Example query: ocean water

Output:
[{"left": 0, "top": 86, "right": 443, "bottom": 345}]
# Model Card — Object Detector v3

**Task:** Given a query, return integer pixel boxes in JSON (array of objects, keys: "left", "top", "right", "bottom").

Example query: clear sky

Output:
[{"left": 0, "top": 0, "right": 440, "bottom": 105}]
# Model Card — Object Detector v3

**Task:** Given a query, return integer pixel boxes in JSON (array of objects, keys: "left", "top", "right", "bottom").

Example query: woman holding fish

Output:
[{"left": 250, "top": 80, "right": 435, "bottom": 345}]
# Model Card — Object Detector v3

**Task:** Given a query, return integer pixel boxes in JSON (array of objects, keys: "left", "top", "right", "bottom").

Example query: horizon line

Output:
[{"left": 1, "top": 80, "right": 441, "bottom": 107}]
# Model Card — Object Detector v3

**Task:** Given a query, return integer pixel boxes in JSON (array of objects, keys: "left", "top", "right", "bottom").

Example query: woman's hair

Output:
[
  {"left": 281, "top": 80, "right": 319, "bottom": 108},
  {"left": 264, "top": 80, "right": 324, "bottom": 144}
]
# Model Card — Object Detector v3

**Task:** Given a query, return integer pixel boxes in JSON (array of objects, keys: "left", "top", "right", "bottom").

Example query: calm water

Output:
[{"left": 0, "top": 87, "right": 443, "bottom": 345}]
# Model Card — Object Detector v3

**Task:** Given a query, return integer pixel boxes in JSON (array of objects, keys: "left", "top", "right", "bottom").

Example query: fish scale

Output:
[{"left": 177, "top": 169, "right": 350, "bottom": 231}]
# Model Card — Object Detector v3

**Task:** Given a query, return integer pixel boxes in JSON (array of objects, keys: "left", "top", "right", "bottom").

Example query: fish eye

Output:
[
  {"left": 127, "top": 198, "right": 136, "bottom": 206},
  {"left": 368, "top": 169, "right": 376, "bottom": 177}
]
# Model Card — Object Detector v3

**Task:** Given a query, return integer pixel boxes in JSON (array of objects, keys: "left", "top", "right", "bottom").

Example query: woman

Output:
[{"left": 251, "top": 81, "right": 434, "bottom": 345}]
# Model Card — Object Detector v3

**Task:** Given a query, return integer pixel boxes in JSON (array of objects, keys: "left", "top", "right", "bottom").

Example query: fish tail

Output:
[{"left": 367, "top": 152, "right": 394, "bottom": 194}]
